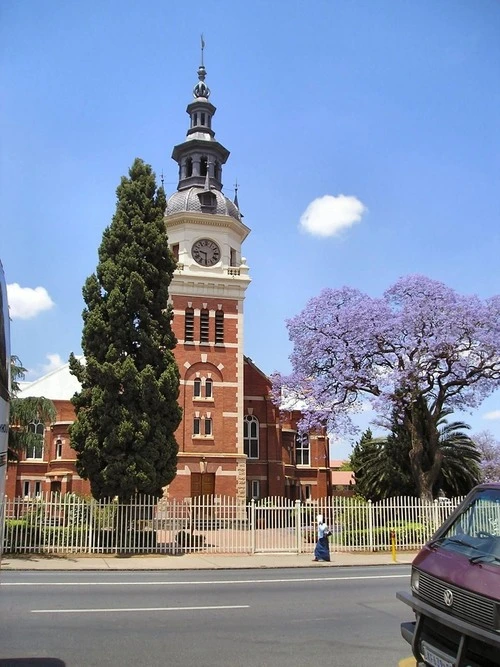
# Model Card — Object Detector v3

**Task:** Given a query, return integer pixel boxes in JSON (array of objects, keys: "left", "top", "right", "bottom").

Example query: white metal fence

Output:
[{"left": 1, "top": 493, "right": 463, "bottom": 556}]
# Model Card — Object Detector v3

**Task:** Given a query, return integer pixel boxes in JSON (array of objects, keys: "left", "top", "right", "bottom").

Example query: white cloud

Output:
[
  {"left": 6, "top": 283, "right": 55, "bottom": 319},
  {"left": 484, "top": 410, "right": 500, "bottom": 421},
  {"left": 299, "top": 194, "right": 366, "bottom": 238},
  {"left": 40, "top": 353, "right": 65, "bottom": 375}
]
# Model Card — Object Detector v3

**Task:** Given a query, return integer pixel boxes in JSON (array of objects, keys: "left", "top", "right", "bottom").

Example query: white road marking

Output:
[
  {"left": 4, "top": 574, "right": 408, "bottom": 587},
  {"left": 32, "top": 604, "right": 250, "bottom": 614}
]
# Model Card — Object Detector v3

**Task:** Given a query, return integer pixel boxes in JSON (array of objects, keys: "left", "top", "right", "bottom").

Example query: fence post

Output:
[
  {"left": 0, "top": 494, "right": 5, "bottom": 556},
  {"left": 433, "top": 499, "right": 440, "bottom": 535},
  {"left": 368, "top": 500, "right": 374, "bottom": 552},
  {"left": 295, "top": 500, "right": 302, "bottom": 554},
  {"left": 250, "top": 499, "right": 256, "bottom": 554}
]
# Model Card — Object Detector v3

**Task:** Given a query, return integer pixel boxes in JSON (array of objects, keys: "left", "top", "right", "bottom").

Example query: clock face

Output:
[{"left": 192, "top": 238, "right": 221, "bottom": 267}]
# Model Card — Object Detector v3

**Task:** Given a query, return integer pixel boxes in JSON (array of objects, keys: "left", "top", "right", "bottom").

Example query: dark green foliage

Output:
[
  {"left": 348, "top": 428, "right": 405, "bottom": 501},
  {"left": 69, "top": 159, "right": 182, "bottom": 501},
  {"left": 350, "top": 408, "right": 481, "bottom": 501}
]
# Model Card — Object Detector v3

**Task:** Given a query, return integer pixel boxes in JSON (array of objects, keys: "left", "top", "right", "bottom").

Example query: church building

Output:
[{"left": 6, "top": 55, "right": 332, "bottom": 504}]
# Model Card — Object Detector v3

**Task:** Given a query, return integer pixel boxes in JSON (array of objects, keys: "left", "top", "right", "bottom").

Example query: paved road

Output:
[{"left": 0, "top": 565, "right": 413, "bottom": 667}]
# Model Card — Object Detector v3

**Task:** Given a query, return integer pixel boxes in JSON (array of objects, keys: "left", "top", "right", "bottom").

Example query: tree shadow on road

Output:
[{"left": 0, "top": 659, "right": 66, "bottom": 666}]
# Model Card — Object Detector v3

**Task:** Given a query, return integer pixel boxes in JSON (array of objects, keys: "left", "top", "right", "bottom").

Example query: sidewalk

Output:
[{"left": 1, "top": 550, "right": 418, "bottom": 571}]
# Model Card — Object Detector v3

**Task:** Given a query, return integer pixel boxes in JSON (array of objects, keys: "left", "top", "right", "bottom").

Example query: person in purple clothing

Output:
[{"left": 313, "top": 514, "right": 331, "bottom": 562}]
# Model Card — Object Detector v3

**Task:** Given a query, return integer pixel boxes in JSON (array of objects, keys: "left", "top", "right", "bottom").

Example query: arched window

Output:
[
  {"left": 200, "top": 156, "right": 208, "bottom": 177},
  {"left": 244, "top": 415, "right": 259, "bottom": 459},
  {"left": 185, "top": 308, "right": 194, "bottom": 342},
  {"left": 193, "top": 378, "right": 201, "bottom": 398},
  {"left": 215, "top": 310, "right": 224, "bottom": 344},
  {"left": 26, "top": 420, "right": 44, "bottom": 459},
  {"left": 205, "top": 378, "right": 213, "bottom": 398},
  {"left": 296, "top": 432, "right": 310, "bottom": 466},
  {"left": 185, "top": 157, "right": 193, "bottom": 178},
  {"left": 200, "top": 309, "right": 209, "bottom": 343},
  {"left": 214, "top": 161, "right": 221, "bottom": 181}
]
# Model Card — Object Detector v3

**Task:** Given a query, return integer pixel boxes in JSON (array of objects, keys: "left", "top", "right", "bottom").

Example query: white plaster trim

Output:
[
  {"left": 18, "top": 475, "right": 48, "bottom": 481},
  {"left": 176, "top": 340, "right": 238, "bottom": 348},
  {"left": 173, "top": 309, "right": 238, "bottom": 319}
]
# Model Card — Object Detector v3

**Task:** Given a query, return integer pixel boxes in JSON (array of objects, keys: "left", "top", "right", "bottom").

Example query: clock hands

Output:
[{"left": 192, "top": 239, "right": 220, "bottom": 266}]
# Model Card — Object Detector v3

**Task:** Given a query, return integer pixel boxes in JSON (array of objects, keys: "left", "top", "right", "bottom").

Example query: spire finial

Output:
[
  {"left": 160, "top": 171, "right": 165, "bottom": 188},
  {"left": 234, "top": 179, "right": 239, "bottom": 208},
  {"left": 204, "top": 161, "right": 211, "bottom": 191},
  {"left": 193, "top": 35, "right": 210, "bottom": 99}
]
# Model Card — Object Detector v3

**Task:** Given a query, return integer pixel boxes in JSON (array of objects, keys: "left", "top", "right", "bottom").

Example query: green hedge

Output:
[
  {"left": 338, "top": 522, "right": 427, "bottom": 547},
  {"left": 3, "top": 520, "right": 157, "bottom": 553},
  {"left": 302, "top": 521, "right": 427, "bottom": 548}
]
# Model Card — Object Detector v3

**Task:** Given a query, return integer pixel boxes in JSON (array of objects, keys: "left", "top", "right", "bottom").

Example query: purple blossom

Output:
[
  {"left": 276, "top": 275, "right": 500, "bottom": 434},
  {"left": 474, "top": 431, "right": 500, "bottom": 483}
]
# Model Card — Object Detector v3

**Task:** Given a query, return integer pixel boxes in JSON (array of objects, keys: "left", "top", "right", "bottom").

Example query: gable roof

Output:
[{"left": 18, "top": 360, "right": 82, "bottom": 400}]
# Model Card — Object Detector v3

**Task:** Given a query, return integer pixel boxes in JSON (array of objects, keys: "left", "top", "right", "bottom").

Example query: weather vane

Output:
[{"left": 201, "top": 34, "right": 205, "bottom": 66}]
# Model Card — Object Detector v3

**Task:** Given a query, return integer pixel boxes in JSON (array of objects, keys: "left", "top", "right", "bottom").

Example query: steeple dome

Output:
[{"left": 193, "top": 63, "right": 210, "bottom": 100}]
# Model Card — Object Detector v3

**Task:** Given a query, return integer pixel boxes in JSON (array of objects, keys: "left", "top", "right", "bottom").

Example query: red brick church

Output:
[{"left": 6, "top": 57, "right": 332, "bottom": 503}]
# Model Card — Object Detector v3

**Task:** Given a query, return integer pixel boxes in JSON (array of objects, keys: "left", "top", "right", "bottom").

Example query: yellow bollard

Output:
[{"left": 391, "top": 529, "right": 397, "bottom": 562}]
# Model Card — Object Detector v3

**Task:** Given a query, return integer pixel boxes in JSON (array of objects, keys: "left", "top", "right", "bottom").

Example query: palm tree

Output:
[
  {"left": 8, "top": 356, "right": 57, "bottom": 460},
  {"left": 350, "top": 408, "right": 481, "bottom": 501},
  {"left": 350, "top": 430, "right": 414, "bottom": 501},
  {"left": 435, "top": 417, "right": 481, "bottom": 497}
]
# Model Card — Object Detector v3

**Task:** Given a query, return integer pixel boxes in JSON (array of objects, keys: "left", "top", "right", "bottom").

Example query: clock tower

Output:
[{"left": 164, "top": 54, "right": 251, "bottom": 502}]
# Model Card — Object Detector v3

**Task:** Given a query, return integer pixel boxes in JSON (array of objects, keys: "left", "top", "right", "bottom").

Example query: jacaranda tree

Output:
[
  {"left": 473, "top": 431, "right": 500, "bottom": 483},
  {"left": 275, "top": 275, "right": 500, "bottom": 501},
  {"left": 69, "top": 159, "right": 182, "bottom": 501}
]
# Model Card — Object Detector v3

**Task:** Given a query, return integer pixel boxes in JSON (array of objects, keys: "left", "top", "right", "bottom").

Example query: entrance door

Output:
[
  {"left": 191, "top": 473, "right": 215, "bottom": 528},
  {"left": 50, "top": 481, "right": 61, "bottom": 495},
  {"left": 191, "top": 472, "right": 215, "bottom": 498}
]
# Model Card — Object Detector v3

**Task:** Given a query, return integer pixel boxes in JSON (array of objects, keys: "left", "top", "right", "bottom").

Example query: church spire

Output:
[{"left": 171, "top": 39, "right": 230, "bottom": 193}]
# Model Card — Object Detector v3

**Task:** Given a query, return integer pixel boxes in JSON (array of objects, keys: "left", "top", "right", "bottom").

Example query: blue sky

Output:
[{"left": 2, "top": 0, "right": 500, "bottom": 457}]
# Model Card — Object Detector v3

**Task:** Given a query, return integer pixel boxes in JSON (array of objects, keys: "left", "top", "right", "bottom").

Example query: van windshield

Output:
[{"left": 433, "top": 488, "right": 500, "bottom": 565}]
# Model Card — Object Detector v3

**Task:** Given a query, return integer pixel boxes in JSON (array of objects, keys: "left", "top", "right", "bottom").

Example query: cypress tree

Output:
[{"left": 69, "top": 158, "right": 182, "bottom": 501}]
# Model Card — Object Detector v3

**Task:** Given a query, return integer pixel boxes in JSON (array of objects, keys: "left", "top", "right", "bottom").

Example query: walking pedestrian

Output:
[{"left": 313, "top": 514, "right": 331, "bottom": 562}]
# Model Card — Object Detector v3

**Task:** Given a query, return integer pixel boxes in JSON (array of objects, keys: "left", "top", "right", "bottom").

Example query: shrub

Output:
[{"left": 3, "top": 520, "right": 42, "bottom": 552}]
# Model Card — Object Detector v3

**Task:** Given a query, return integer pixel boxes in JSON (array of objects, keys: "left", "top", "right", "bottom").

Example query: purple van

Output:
[{"left": 397, "top": 483, "right": 500, "bottom": 667}]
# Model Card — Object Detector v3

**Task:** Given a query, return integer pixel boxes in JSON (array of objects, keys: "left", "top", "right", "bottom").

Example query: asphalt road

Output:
[{"left": 0, "top": 565, "right": 414, "bottom": 667}]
